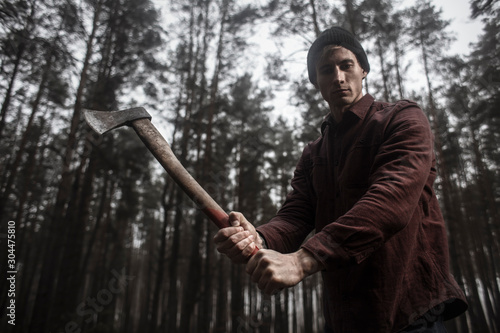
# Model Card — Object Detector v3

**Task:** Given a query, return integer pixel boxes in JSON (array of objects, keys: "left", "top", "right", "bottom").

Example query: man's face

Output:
[{"left": 315, "top": 46, "right": 366, "bottom": 121}]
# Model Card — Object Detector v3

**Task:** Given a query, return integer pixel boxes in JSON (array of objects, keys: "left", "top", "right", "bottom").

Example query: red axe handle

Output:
[{"left": 131, "top": 118, "right": 259, "bottom": 255}]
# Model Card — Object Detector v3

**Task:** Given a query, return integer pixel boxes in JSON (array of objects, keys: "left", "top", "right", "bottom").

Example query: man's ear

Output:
[{"left": 362, "top": 70, "right": 367, "bottom": 79}]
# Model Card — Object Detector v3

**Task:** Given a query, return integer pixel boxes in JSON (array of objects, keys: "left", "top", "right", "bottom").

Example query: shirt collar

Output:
[
  {"left": 321, "top": 94, "right": 374, "bottom": 135},
  {"left": 348, "top": 94, "right": 375, "bottom": 120}
]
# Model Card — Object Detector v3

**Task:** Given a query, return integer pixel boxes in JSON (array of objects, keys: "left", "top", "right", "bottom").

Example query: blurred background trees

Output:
[{"left": 0, "top": 0, "right": 498, "bottom": 332}]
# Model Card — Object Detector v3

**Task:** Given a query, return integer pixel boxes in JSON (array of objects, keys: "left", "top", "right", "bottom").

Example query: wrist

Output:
[
  {"left": 256, "top": 232, "right": 267, "bottom": 249},
  {"left": 296, "top": 248, "right": 324, "bottom": 277}
]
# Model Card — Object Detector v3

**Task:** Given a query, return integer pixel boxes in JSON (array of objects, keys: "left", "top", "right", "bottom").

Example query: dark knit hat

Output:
[{"left": 307, "top": 27, "right": 370, "bottom": 85}]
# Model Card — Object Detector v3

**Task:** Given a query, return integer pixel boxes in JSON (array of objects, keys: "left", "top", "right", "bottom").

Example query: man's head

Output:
[
  {"left": 307, "top": 27, "right": 370, "bottom": 121},
  {"left": 307, "top": 27, "right": 370, "bottom": 86}
]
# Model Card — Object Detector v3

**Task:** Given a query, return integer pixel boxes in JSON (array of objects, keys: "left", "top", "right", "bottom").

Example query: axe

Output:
[{"left": 82, "top": 107, "right": 259, "bottom": 256}]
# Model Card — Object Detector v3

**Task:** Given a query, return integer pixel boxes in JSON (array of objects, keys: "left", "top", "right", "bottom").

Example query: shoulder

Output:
[
  {"left": 373, "top": 99, "right": 422, "bottom": 115},
  {"left": 371, "top": 99, "right": 429, "bottom": 127}
]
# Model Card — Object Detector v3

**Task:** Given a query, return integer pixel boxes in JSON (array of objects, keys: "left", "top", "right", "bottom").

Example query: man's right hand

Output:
[{"left": 213, "top": 212, "right": 263, "bottom": 264}]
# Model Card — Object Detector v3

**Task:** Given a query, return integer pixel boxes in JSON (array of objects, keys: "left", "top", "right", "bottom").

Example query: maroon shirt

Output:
[{"left": 257, "top": 94, "right": 467, "bottom": 332}]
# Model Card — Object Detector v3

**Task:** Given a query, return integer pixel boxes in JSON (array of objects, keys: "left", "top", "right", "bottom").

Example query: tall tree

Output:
[
  {"left": 22, "top": 0, "right": 165, "bottom": 331},
  {"left": 0, "top": 0, "right": 36, "bottom": 138},
  {"left": 405, "top": 0, "right": 458, "bottom": 232},
  {"left": 441, "top": 6, "right": 500, "bottom": 328},
  {"left": 28, "top": 2, "right": 104, "bottom": 330}
]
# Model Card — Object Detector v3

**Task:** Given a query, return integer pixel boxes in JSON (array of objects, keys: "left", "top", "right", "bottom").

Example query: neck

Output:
[
  {"left": 330, "top": 105, "right": 348, "bottom": 123},
  {"left": 329, "top": 93, "right": 365, "bottom": 122}
]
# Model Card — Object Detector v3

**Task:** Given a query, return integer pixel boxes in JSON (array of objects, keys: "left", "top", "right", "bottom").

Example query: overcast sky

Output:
[{"left": 415, "top": 0, "right": 483, "bottom": 55}]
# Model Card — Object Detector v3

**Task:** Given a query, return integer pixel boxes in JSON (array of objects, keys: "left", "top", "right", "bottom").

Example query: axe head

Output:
[{"left": 82, "top": 107, "right": 152, "bottom": 135}]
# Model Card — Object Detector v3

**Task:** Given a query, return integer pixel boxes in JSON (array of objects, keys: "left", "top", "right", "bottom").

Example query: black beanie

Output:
[{"left": 307, "top": 27, "right": 370, "bottom": 85}]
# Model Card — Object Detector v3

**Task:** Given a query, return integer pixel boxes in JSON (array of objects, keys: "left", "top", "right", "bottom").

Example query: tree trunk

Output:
[
  {"left": 178, "top": 212, "right": 203, "bottom": 332},
  {"left": 51, "top": 141, "right": 97, "bottom": 329},
  {"left": 165, "top": 188, "right": 183, "bottom": 332},
  {"left": 150, "top": 182, "right": 173, "bottom": 332},
  {"left": 308, "top": 0, "right": 321, "bottom": 36},
  {"left": 0, "top": 0, "right": 37, "bottom": 139},
  {"left": 344, "top": 0, "right": 358, "bottom": 35},
  {"left": 0, "top": 45, "right": 53, "bottom": 221},
  {"left": 28, "top": 2, "right": 102, "bottom": 331},
  {"left": 393, "top": 42, "right": 405, "bottom": 99},
  {"left": 418, "top": 34, "right": 486, "bottom": 332},
  {"left": 303, "top": 277, "right": 313, "bottom": 332},
  {"left": 231, "top": 264, "right": 244, "bottom": 332},
  {"left": 200, "top": 222, "right": 214, "bottom": 331},
  {"left": 165, "top": 69, "right": 194, "bottom": 332},
  {"left": 376, "top": 39, "right": 390, "bottom": 101},
  {"left": 214, "top": 256, "right": 228, "bottom": 332},
  {"left": 0, "top": 41, "right": 25, "bottom": 139},
  {"left": 14, "top": 121, "right": 48, "bottom": 330}
]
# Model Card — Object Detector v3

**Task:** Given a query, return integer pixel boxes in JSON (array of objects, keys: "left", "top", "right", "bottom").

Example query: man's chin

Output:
[
  {"left": 331, "top": 96, "right": 353, "bottom": 107},
  {"left": 332, "top": 93, "right": 364, "bottom": 107}
]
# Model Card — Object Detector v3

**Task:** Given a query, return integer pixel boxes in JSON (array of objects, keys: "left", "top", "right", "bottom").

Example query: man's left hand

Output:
[{"left": 245, "top": 248, "right": 324, "bottom": 295}]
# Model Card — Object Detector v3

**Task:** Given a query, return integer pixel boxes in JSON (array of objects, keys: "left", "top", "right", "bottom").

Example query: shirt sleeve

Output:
[
  {"left": 301, "top": 104, "right": 434, "bottom": 270},
  {"left": 256, "top": 147, "right": 316, "bottom": 253}
]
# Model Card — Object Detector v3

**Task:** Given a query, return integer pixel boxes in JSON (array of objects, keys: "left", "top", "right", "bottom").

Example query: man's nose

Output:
[{"left": 333, "top": 68, "right": 345, "bottom": 83}]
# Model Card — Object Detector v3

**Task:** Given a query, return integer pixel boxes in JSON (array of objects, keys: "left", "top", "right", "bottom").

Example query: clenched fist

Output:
[
  {"left": 213, "top": 212, "right": 263, "bottom": 264},
  {"left": 246, "top": 248, "right": 324, "bottom": 295}
]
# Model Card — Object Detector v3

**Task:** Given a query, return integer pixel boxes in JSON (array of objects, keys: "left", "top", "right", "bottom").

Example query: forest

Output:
[{"left": 0, "top": 0, "right": 499, "bottom": 332}]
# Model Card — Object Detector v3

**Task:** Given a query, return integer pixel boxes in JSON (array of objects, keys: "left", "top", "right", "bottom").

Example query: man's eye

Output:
[
  {"left": 320, "top": 67, "right": 333, "bottom": 75},
  {"left": 340, "top": 64, "right": 353, "bottom": 70}
]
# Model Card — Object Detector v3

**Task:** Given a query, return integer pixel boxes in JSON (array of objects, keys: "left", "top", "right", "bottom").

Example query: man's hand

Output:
[
  {"left": 213, "top": 212, "right": 263, "bottom": 264},
  {"left": 245, "top": 248, "right": 324, "bottom": 295}
]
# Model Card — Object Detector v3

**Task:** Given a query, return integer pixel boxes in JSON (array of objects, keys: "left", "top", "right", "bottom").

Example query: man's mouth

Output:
[{"left": 332, "top": 88, "right": 349, "bottom": 95}]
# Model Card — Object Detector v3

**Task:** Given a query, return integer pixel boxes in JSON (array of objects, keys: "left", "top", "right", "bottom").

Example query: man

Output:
[{"left": 213, "top": 27, "right": 467, "bottom": 332}]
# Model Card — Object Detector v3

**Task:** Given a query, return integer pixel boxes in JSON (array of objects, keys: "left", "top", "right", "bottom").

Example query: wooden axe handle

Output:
[{"left": 131, "top": 118, "right": 259, "bottom": 255}]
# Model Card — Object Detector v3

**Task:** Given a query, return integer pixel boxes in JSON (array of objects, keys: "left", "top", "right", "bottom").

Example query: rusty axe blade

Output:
[
  {"left": 83, "top": 107, "right": 152, "bottom": 135},
  {"left": 82, "top": 107, "right": 233, "bottom": 230}
]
